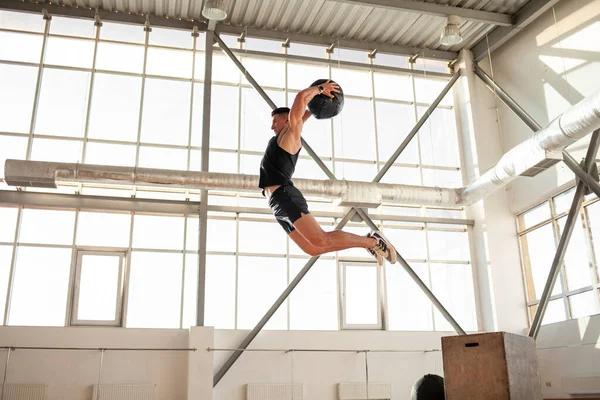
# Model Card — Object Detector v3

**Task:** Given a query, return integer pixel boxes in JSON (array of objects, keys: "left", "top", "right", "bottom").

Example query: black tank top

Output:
[{"left": 258, "top": 135, "right": 300, "bottom": 194}]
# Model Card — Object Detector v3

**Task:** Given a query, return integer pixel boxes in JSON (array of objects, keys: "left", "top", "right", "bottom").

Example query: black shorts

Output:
[{"left": 268, "top": 185, "right": 310, "bottom": 234}]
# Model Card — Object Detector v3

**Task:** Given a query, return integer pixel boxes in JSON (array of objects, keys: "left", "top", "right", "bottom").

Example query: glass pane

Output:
[
  {"left": 194, "top": 52, "right": 205, "bottom": 80},
  {"left": 333, "top": 98, "right": 376, "bottom": 160},
  {"left": 0, "top": 31, "right": 43, "bottom": 63},
  {"left": 202, "top": 150, "right": 238, "bottom": 173},
  {"left": 245, "top": 37, "right": 282, "bottom": 53},
  {"left": 431, "top": 263, "right": 477, "bottom": 331},
  {"left": 240, "top": 58, "right": 284, "bottom": 88},
  {"left": 292, "top": 157, "right": 333, "bottom": 180},
  {"left": 88, "top": 73, "right": 141, "bottom": 142},
  {"left": 344, "top": 264, "right": 378, "bottom": 325},
  {"left": 379, "top": 165, "right": 421, "bottom": 186},
  {"left": 386, "top": 262, "right": 432, "bottom": 330},
  {"left": 241, "top": 88, "right": 285, "bottom": 152},
  {"left": 331, "top": 47, "right": 367, "bottom": 63},
  {"left": 141, "top": 78, "right": 191, "bottom": 145},
  {"left": 77, "top": 254, "right": 120, "bottom": 321},
  {"left": 382, "top": 227, "right": 426, "bottom": 260},
  {"left": 186, "top": 217, "right": 199, "bottom": 251},
  {"left": 149, "top": 27, "right": 193, "bottom": 48},
  {"left": 558, "top": 216, "right": 593, "bottom": 291},
  {"left": 100, "top": 22, "right": 145, "bottom": 43},
  {"left": 207, "top": 219, "right": 236, "bottom": 252},
  {"left": 45, "top": 37, "right": 94, "bottom": 68},
  {"left": 414, "top": 78, "right": 453, "bottom": 107},
  {"left": 35, "top": 68, "right": 90, "bottom": 137},
  {"left": 204, "top": 254, "right": 235, "bottom": 329},
  {"left": 376, "top": 101, "right": 417, "bottom": 164},
  {"left": 0, "top": 245, "right": 12, "bottom": 317},
  {"left": 196, "top": 84, "right": 237, "bottom": 149},
  {"left": 182, "top": 254, "right": 199, "bottom": 329},
  {"left": 331, "top": 68, "right": 371, "bottom": 97},
  {"left": 0, "top": 64, "right": 38, "bottom": 133},
  {"left": 30, "top": 138, "right": 83, "bottom": 163},
  {"left": 126, "top": 251, "right": 183, "bottom": 328},
  {"left": 289, "top": 258, "right": 338, "bottom": 330},
  {"left": 569, "top": 290, "right": 599, "bottom": 319},
  {"left": 49, "top": 16, "right": 95, "bottom": 37},
  {"left": 427, "top": 230, "right": 470, "bottom": 261},
  {"left": 9, "top": 246, "right": 71, "bottom": 326},
  {"left": 238, "top": 220, "right": 286, "bottom": 254},
  {"left": 373, "top": 53, "right": 408, "bottom": 69},
  {"left": 417, "top": 107, "right": 460, "bottom": 168},
  {"left": 138, "top": 146, "right": 188, "bottom": 170},
  {"left": 19, "top": 209, "right": 76, "bottom": 245},
  {"left": 554, "top": 188, "right": 575, "bottom": 215},
  {"left": 542, "top": 299, "right": 567, "bottom": 325},
  {"left": 0, "top": 135, "right": 27, "bottom": 178},
  {"left": 422, "top": 169, "right": 462, "bottom": 187},
  {"left": 76, "top": 211, "right": 131, "bottom": 247},
  {"left": 373, "top": 73, "right": 413, "bottom": 102},
  {"left": 521, "top": 203, "right": 551, "bottom": 230},
  {"left": 212, "top": 53, "right": 240, "bottom": 84},
  {"left": 0, "top": 207, "right": 18, "bottom": 242},
  {"left": 146, "top": 48, "right": 193, "bottom": 78},
  {"left": 95, "top": 42, "right": 145, "bottom": 73},
  {"left": 237, "top": 256, "right": 287, "bottom": 330},
  {"left": 288, "top": 43, "right": 326, "bottom": 58},
  {"left": 85, "top": 142, "right": 136, "bottom": 167},
  {"left": 0, "top": 10, "right": 45, "bottom": 32},
  {"left": 334, "top": 161, "right": 377, "bottom": 182},
  {"left": 522, "top": 224, "right": 562, "bottom": 299},
  {"left": 132, "top": 214, "right": 184, "bottom": 250},
  {"left": 287, "top": 63, "right": 329, "bottom": 91}
]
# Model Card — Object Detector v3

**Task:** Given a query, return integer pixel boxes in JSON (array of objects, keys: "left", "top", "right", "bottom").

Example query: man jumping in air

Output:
[{"left": 258, "top": 80, "right": 397, "bottom": 265}]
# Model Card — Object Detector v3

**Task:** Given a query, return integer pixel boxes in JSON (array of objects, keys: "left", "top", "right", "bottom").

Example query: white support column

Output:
[{"left": 453, "top": 49, "right": 529, "bottom": 334}]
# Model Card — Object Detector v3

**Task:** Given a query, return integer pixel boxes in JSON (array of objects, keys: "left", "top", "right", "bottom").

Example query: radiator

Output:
[
  {"left": 337, "top": 382, "right": 392, "bottom": 400},
  {"left": 92, "top": 384, "right": 155, "bottom": 400},
  {"left": 0, "top": 384, "right": 47, "bottom": 400},
  {"left": 246, "top": 383, "right": 305, "bottom": 400},
  {"left": 562, "top": 376, "right": 600, "bottom": 394}
]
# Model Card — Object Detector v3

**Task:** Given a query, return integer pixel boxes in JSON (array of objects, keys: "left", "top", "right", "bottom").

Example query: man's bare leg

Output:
[{"left": 292, "top": 213, "right": 375, "bottom": 251}]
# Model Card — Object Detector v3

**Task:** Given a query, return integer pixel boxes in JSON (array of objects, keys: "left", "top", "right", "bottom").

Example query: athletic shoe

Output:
[
  {"left": 365, "top": 233, "right": 384, "bottom": 266},
  {"left": 371, "top": 231, "right": 397, "bottom": 264}
]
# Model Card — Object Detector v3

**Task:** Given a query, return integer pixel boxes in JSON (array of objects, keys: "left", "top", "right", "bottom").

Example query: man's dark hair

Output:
[{"left": 271, "top": 107, "right": 290, "bottom": 117}]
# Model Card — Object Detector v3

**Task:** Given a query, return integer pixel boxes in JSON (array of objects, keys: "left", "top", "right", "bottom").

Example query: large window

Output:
[
  {"left": 518, "top": 188, "right": 600, "bottom": 325},
  {"left": 0, "top": 10, "right": 473, "bottom": 332}
]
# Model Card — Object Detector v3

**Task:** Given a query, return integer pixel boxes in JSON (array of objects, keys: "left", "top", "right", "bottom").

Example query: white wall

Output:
[
  {"left": 213, "top": 329, "right": 449, "bottom": 400},
  {"left": 0, "top": 326, "right": 213, "bottom": 400},
  {"left": 478, "top": 0, "right": 600, "bottom": 214},
  {"left": 536, "top": 313, "right": 600, "bottom": 398}
]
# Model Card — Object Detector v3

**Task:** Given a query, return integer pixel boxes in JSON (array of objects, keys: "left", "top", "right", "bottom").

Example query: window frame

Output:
[
  {"left": 70, "top": 248, "right": 127, "bottom": 327},
  {"left": 338, "top": 260, "right": 384, "bottom": 330}
]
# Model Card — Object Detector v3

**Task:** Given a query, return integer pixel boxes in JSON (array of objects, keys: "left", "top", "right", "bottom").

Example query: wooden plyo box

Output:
[{"left": 441, "top": 332, "right": 542, "bottom": 400}]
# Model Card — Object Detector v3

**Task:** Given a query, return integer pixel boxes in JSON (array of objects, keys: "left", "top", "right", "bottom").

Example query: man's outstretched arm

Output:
[{"left": 287, "top": 81, "right": 339, "bottom": 140}]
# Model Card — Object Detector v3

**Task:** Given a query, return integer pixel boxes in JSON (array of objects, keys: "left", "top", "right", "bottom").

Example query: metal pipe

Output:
[
  {"left": 354, "top": 208, "right": 467, "bottom": 335},
  {"left": 213, "top": 209, "right": 357, "bottom": 387},
  {"left": 460, "top": 89, "right": 600, "bottom": 204},
  {"left": 562, "top": 151, "right": 600, "bottom": 199},
  {"left": 3, "top": 160, "right": 461, "bottom": 207},
  {"left": 528, "top": 130, "right": 600, "bottom": 338}
]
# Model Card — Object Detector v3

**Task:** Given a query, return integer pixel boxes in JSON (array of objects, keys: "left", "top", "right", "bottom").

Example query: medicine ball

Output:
[
  {"left": 410, "top": 374, "right": 445, "bottom": 400},
  {"left": 307, "top": 78, "right": 344, "bottom": 119}
]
